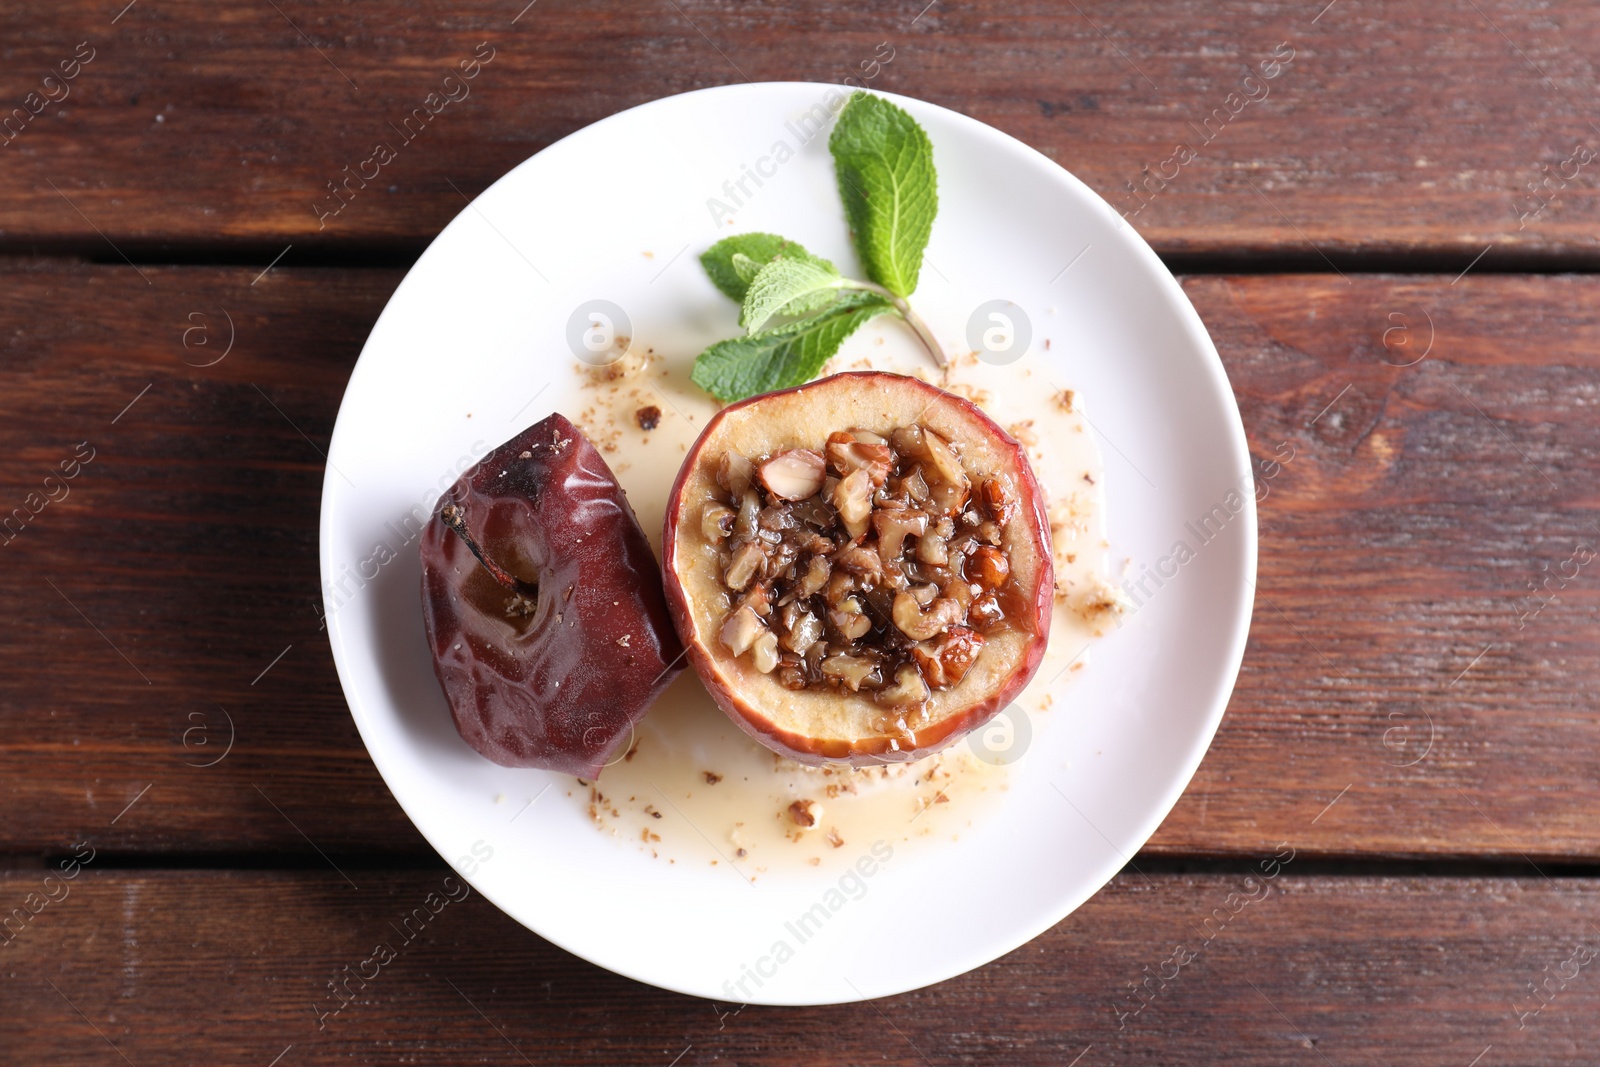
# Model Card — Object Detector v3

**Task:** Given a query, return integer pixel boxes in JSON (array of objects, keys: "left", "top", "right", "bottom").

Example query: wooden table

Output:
[{"left": 3, "top": 2, "right": 1597, "bottom": 1063}]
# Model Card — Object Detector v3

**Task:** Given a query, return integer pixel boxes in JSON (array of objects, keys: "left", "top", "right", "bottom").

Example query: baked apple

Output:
[
  {"left": 662, "top": 371, "right": 1053, "bottom": 766},
  {"left": 421, "top": 413, "right": 683, "bottom": 777}
]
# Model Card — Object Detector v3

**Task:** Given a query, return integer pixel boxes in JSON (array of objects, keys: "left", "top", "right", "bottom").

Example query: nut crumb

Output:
[
  {"left": 788, "top": 799, "right": 820, "bottom": 828},
  {"left": 1076, "top": 577, "right": 1131, "bottom": 622},
  {"left": 704, "top": 771, "right": 722, "bottom": 785},
  {"left": 635, "top": 404, "right": 662, "bottom": 431},
  {"left": 1055, "top": 389, "right": 1076, "bottom": 414},
  {"left": 1007, "top": 420, "right": 1039, "bottom": 448},
  {"left": 825, "top": 827, "right": 845, "bottom": 848}
]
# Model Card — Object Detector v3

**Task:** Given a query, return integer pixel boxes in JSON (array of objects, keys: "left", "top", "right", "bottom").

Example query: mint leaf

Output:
[
  {"left": 691, "top": 292, "right": 893, "bottom": 402},
  {"left": 700, "top": 233, "right": 816, "bottom": 302},
  {"left": 829, "top": 92, "right": 938, "bottom": 298},
  {"left": 740, "top": 254, "right": 845, "bottom": 332}
]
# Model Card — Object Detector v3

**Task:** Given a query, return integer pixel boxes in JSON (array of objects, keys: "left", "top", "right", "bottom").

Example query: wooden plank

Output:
[
  {"left": 0, "top": 265, "right": 1596, "bottom": 859},
  {"left": 3, "top": 1, "right": 1600, "bottom": 256},
  {"left": 1, "top": 868, "right": 1596, "bottom": 1064}
]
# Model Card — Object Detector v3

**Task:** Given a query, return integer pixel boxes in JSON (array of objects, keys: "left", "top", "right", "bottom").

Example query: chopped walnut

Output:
[
  {"left": 706, "top": 423, "right": 1026, "bottom": 700},
  {"left": 635, "top": 405, "right": 662, "bottom": 431},
  {"left": 788, "top": 799, "right": 821, "bottom": 828}
]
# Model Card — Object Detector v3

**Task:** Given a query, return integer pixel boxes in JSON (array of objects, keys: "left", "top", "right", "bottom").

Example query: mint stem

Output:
[{"left": 839, "top": 280, "right": 947, "bottom": 369}]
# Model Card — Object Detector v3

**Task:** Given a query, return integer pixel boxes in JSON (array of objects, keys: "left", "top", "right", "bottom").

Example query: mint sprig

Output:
[{"left": 691, "top": 92, "right": 946, "bottom": 403}]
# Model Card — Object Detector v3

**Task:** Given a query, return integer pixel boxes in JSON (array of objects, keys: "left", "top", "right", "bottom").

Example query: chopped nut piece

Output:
[
  {"left": 760, "top": 449, "right": 826, "bottom": 500},
  {"left": 826, "top": 432, "right": 893, "bottom": 485},
  {"left": 892, "top": 591, "right": 962, "bottom": 641},
  {"left": 873, "top": 509, "right": 928, "bottom": 561},
  {"left": 829, "top": 606, "right": 872, "bottom": 642},
  {"left": 720, "top": 605, "right": 764, "bottom": 655},
  {"left": 832, "top": 469, "right": 874, "bottom": 539},
  {"left": 793, "top": 555, "right": 830, "bottom": 599},
  {"left": 700, "top": 503, "right": 736, "bottom": 543},
  {"left": 704, "top": 771, "right": 722, "bottom": 784},
  {"left": 751, "top": 630, "right": 780, "bottom": 673},
  {"left": 724, "top": 542, "right": 764, "bottom": 591},
  {"left": 911, "top": 627, "right": 985, "bottom": 687},
  {"left": 820, "top": 653, "right": 879, "bottom": 691},
  {"left": 717, "top": 451, "right": 754, "bottom": 496},
  {"left": 789, "top": 799, "right": 821, "bottom": 828},
  {"left": 921, "top": 429, "right": 966, "bottom": 486},
  {"left": 968, "top": 592, "right": 1005, "bottom": 631},
  {"left": 921, "top": 429, "right": 971, "bottom": 514},
  {"left": 877, "top": 663, "right": 930, "bottom": 706},
  {"left": 834, "top": 543, "right": 883, "bottom": 576},
  {"left": 782, "top": 609, "right": 823, "bottom": 655},
  {"left": 980, "top": 476, "right": 1017, "bottom": 526},
  {"left": 968, "top": 546, "right": 1011, "bottom": 589},
  {"left": 635, "top": 405, "right": 662, "bottom": 431}
]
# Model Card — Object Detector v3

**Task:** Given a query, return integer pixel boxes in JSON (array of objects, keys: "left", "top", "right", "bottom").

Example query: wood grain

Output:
[
  {"left": 2, "top": 1, "right": 1600, "bottom": 258},
  {"left": 1, "top": 868, "right": 1596, "bottom": 1065},
  {"left": 1, "top": 265, "right": 1595, "bottom": 861}
]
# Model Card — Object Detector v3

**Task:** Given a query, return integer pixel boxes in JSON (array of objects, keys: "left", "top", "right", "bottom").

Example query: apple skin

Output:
[
  {"left": 662, "top": 371, "right": 1054, "bottom": 767},
  {"left": 421, "top": 413, "right": 683, "bottom": 778}
]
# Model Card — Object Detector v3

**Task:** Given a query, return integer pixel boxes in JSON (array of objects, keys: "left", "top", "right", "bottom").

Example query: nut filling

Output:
[{"left": 703, "top": 424, "right": 1030, "bottom": 710}]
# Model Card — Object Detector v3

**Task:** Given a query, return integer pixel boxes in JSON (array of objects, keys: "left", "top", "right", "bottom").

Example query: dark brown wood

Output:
[
  {"left": 2, "top": 867, "right": 1596, "bottom": 1065},
  {"left": 2, "top": 2, "right": 1599, "bottom": 258},
  {"left": 0, "top": 264, "right": 1595, "bottom": 861}
]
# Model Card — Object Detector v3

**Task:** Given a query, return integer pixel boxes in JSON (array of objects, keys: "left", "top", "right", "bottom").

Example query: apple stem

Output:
[
  {"left": 840, "top": 280, "right": 948, "bottom": 369},
  {"left": 439, "top": 503, "right": 534, "bottom": 595}
]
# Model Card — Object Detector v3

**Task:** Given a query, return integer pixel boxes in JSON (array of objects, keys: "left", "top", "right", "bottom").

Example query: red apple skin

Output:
[
  {"left": 421, "top": 413, "right": 683, "bottom": 778},
  {"left": 662, "top": 371, "right": 1054, "bottom": 767}
]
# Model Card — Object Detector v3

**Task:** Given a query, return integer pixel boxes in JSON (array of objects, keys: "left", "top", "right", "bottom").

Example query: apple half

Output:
[
  {"left": 421, "top": 413, "right": 683, "bottom": 777},
  {"left": 662, "top": 371, "right": 1053, "bottom": 766}
]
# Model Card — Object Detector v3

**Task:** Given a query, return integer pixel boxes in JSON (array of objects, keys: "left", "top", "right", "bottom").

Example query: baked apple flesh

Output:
[
  {"left": 664, "top": 372, "right": 1053, "bottom": 766},
  {"left": 421, "top": 413, "right": 683, "bottom": 777}
]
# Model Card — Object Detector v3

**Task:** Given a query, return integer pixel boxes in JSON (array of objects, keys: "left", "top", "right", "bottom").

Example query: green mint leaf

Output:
[
  {"left": 829, "top": 92, "right": 938, "bottom": 298},
  {"left": 691, "top": 292, "right": 893, "bottom": 402},
  {"left": 700, "top": 233, "right": 817, "bottom": 302},
  {"left": 740, "top": 254, "right": 844, "bottom": 332},
  {"left": 729, "top": 253, "right": 764, "bottom": 286}
]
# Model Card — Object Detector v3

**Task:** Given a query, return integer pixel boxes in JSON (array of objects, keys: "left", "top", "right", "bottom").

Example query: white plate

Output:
[{"left": 320, "top": 83, "right": 1255, "bottom": 1005}]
